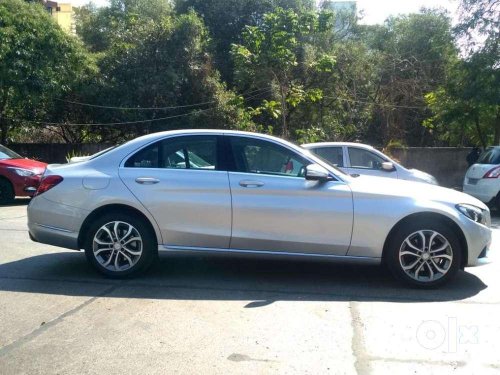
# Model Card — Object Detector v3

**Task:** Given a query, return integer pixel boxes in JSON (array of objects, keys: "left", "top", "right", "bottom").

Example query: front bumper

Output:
[{"left": 459, "top": 213, "right": 492, "bottom": 267}]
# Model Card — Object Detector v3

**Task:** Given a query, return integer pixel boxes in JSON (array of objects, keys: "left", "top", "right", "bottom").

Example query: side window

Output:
[
  {"left": 312, "top": 147, "right": 344, "bottom": 167},
  {"left": 348, "top": 147, "right": 386, "bottom": 170},
  {"left": 125, "top": 136, "right": 217, "bottom": 170},
  {"left": 229, "top": 137, "right": 308, "bottom": 177}
]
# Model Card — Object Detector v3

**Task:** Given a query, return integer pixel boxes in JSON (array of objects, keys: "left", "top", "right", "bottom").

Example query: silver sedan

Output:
[{"left": 27, "top": 130, "right": 492, "bottom": 288}]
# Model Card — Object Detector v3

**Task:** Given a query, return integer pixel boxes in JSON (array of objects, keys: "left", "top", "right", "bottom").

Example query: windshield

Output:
[
  {"left": 476, "top": 148, "right": 500, "bottom": 165},
  {"left": 0, "top": 145, "right": 22, "bottom": 160}
]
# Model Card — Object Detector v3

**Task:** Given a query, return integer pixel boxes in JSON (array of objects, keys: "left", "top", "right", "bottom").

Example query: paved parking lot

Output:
[{"left": 0, "top": 201, "right": 499, "bottom": 374}]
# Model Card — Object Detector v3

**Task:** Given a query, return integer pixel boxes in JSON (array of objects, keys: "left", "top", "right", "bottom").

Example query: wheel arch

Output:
[
  {"left": 77, "top": 203, "right": 160, "bottom": 249},
  {"left": 382, "top": 212, "right": 468, "bottom": 268}
]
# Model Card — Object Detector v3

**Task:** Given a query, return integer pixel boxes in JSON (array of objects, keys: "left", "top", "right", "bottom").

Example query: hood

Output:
[
  {"left": 0, "top": 158, "right": 47, "bottom": 175},
  {"left": 348, "top": 174, "right": 486, "bottom": 209}
]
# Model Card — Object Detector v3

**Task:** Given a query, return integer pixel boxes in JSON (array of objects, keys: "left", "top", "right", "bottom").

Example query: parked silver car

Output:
[
  {"left": 28, "top": 130, "right": 491, "bottom": 287},
  {"left": 302, "top": 142, "right": 438, "bottom": 185}
]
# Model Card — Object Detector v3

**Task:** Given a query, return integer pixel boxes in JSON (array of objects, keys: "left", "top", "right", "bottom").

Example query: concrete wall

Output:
[
  {"left": 389, "top": 147, "right": 471, "bottom": 188},
  {"left": 7, "top": 143, "right": 472, "bottom": 188}
]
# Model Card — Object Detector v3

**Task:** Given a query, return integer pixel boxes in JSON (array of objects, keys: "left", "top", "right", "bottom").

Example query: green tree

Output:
[
  {"left": 361, "top": 10, "right": 457, "bottom": 146},
  {"left": 425, "top": 0, "right": 499, "bottom": 146},
  {"left": 175, "top": 0, "right": 315, "bottom": 83},
  {"left": 0, "top": 0, "right": 94, "bottom": 143},
  {"left": 72, "top": 2, "right": 253, "bottom": 142},
  {"left": 232, "top": 7, "right": 335, "bottom": 138}
]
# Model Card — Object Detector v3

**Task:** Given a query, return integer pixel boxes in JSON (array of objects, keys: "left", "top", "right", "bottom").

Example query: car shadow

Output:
[
  {"left": 0, "top": 251, "right": 487, "bottom": 305},
  {"left": 0, "top": 198, "right": 30, "bottom": 207}
]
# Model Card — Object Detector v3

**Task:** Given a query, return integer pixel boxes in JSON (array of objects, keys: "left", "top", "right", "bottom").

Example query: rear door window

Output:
[{"left": 125, "top": 136, "right": 218, "bottom": 170}]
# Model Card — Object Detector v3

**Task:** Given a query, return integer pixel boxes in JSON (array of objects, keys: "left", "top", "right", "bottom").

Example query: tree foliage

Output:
[
  {"left": 0, "top": 0, "right": 95, "bottom": 143},
  {"left": 1, "top": 0, "right": 498, "bottom": 147}
]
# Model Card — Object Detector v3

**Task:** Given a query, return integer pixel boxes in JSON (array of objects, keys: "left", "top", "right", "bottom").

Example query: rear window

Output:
[{"left": 477, "top": 148, "right": 500, "bottom": 165}]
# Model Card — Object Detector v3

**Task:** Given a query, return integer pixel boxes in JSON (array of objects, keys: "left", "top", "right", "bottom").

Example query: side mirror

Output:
[
  {"left": 305, "top": 163, "right": 331, "bottom": 181},
  {"left": 381, "top": 161, "right": 395, "bottom": 172}
]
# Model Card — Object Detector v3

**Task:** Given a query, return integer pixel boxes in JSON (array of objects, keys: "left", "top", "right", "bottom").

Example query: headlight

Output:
[
  {"left": 7, "top": 167, "right": 36, "bottom": 177},
  {"left": 456, "top": 204, "right": 487, "bottom": 225}
]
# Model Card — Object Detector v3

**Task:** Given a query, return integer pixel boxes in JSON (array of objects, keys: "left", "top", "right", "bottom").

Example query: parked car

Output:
[
  {"left": 28, "top": 130, "right": 491, "bottom": 288},
  {"left": 302, "top": 142, "right": 438, "bottom": 185},
  {"left": 463, "top": 146, "right": 500, "bottom": 209},
  {"left": 0, "top": 144, "right": 47, "bottom": 204}
]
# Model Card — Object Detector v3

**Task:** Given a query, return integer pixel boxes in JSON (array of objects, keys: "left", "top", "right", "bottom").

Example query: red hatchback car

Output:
[{"left": 0, "top": 144, "right": 47, "bottom": 204}]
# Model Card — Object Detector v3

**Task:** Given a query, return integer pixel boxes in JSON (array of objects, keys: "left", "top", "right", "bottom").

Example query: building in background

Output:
[{"left": 43, "top": 1, "right": 74, "bottom": 34}]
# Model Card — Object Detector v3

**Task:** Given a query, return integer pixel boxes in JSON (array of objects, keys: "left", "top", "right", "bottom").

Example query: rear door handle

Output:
[
  {"left": 239, "top": 180, "right": 264, "bottom": 188},
  {"left": 135, "top": 177, "right": 160, "bottom": 185}
]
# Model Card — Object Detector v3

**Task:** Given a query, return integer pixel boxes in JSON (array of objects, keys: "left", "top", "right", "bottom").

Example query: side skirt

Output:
[{"left": 158, "top": 245, "right": 381, "bottom": 265}]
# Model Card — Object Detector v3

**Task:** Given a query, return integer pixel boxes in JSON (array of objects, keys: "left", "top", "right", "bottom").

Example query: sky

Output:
[
  {"left": 355, "top": 0, "right": 458, "bottom": 24},
  {"left": 69, "top": 0, "right": 460, "bottom": 25}
]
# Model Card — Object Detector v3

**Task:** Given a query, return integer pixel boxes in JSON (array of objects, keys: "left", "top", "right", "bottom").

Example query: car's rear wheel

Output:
[
  {"left": 0, "top": 178, "right": 14, "bottom": 205},
  {"left": 84, "top": 212, "right": 157, "bottom": 278},
  {"left": 386, "top": 220, "right": 462, "bottom": 288}
]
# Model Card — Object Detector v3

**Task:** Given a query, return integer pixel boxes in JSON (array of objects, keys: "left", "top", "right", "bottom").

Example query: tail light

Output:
[
  {"left": 483, "top": 166, "right": 500, "bottom": 179},
  {"left": 34, "top": 175, "right": 64, "bottom": 196}
]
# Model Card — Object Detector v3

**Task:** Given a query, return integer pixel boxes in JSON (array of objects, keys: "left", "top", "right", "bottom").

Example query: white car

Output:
[
  {"left": 463, "top": 146, "right": 500, "bottom": 209},
  {"left": 302, "top": 142, "right": 438, "bottom": 185}
]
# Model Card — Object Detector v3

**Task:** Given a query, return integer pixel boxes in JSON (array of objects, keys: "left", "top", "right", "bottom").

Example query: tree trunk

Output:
[
  {"left": 0, "top": 113, "right": 8, "bottom": 145},
  {"left": 494, "top": 108, "right": 500, "bottom": 145},
  {"left": 474, "top": 115, "right": 487, "bottom": 148},
  {"left": 0, "top": 95, "right": 8, "bottom": 144},
  {"left": 279, "top": 84, "right": 288, "bottom": 139}
]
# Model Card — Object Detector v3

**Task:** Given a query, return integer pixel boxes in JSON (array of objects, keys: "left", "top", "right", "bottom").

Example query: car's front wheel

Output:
[
  {"left": 386, "top": 220, "right": 462, "bottom": 288},
  {"left": 84, "top": 212, "right": 157, "bottom": 278}
]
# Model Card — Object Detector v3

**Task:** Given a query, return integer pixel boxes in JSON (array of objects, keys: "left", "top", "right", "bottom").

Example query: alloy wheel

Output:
[
  {"left": 92, "top": 221, "right": 143, "bottom": 272},
  {"left": 399, "top": 230, "right": 453, "bottom": 282}
]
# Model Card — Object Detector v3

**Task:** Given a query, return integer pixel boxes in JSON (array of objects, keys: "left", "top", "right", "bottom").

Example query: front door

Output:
[
  {"left": 119, "top": 135, "right": 232, "bottom": 248},
  {"left": 347, "top": 147, "right": 398, "bottom": 178},
  {"left": 226, "top": 135, "right": 353, "bottom": 255}
]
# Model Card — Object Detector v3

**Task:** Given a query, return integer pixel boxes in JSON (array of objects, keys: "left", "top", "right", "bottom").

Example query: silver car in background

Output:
[
  {"left": 302, "top": 142, "right": 438, "bottom": 185},
  {"left": 28, "top": 130, "right": 491, "bottom": 288}
]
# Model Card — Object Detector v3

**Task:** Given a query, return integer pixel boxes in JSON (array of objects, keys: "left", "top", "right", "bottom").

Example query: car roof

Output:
[
  {"left": 301, "top": 142, "right": 376, "bottom": 150},
  {"left": 125, "top": 129, "right": 286, "bottom": 144}
]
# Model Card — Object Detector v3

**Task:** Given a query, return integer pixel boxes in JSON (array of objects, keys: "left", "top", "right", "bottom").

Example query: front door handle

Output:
[
  {"left": 135, "top": 177, "right": 160, "bottom": 185},
  {"left": 239, "top": 180, "right": 264, "bottom": 188}
]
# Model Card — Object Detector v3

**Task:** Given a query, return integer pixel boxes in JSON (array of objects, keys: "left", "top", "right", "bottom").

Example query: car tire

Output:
[
  {"left": 0, "top": 178, "right": 14, "bottom": 205},
  {"left": 386, "top": 219, "right": 462, "bottom": 288},
  {"left": 84, "top": 212, "right": 157, "bottom": 278}
]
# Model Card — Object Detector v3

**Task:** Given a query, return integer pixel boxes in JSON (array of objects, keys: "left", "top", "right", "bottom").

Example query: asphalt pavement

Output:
[{"left": 0, "top": 201, "right": 499, "bottom": 374}]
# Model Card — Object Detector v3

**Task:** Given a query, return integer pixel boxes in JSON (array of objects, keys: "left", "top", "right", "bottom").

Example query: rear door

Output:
[
  {"left": 346, "top": 147, "right": 398, "bottom": 178},
  {"left": 226, "top": 135, "right": 353, "bottom": 255},
  {"left": 119, "top": 135, "right": 232, "bottom": 248}
]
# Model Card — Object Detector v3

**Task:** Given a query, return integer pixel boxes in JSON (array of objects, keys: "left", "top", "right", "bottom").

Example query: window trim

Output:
[{"left": 122, "top": 134, "right": 223, "bottom": 171}]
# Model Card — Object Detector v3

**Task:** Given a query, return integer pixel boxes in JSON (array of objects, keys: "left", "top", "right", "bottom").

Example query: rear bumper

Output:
[
  {"left": 27, "top": 196, "right": 89, "bottom": 250},
  {"left": 463, "top": 179, "right": 499, "bottom": 204}
]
